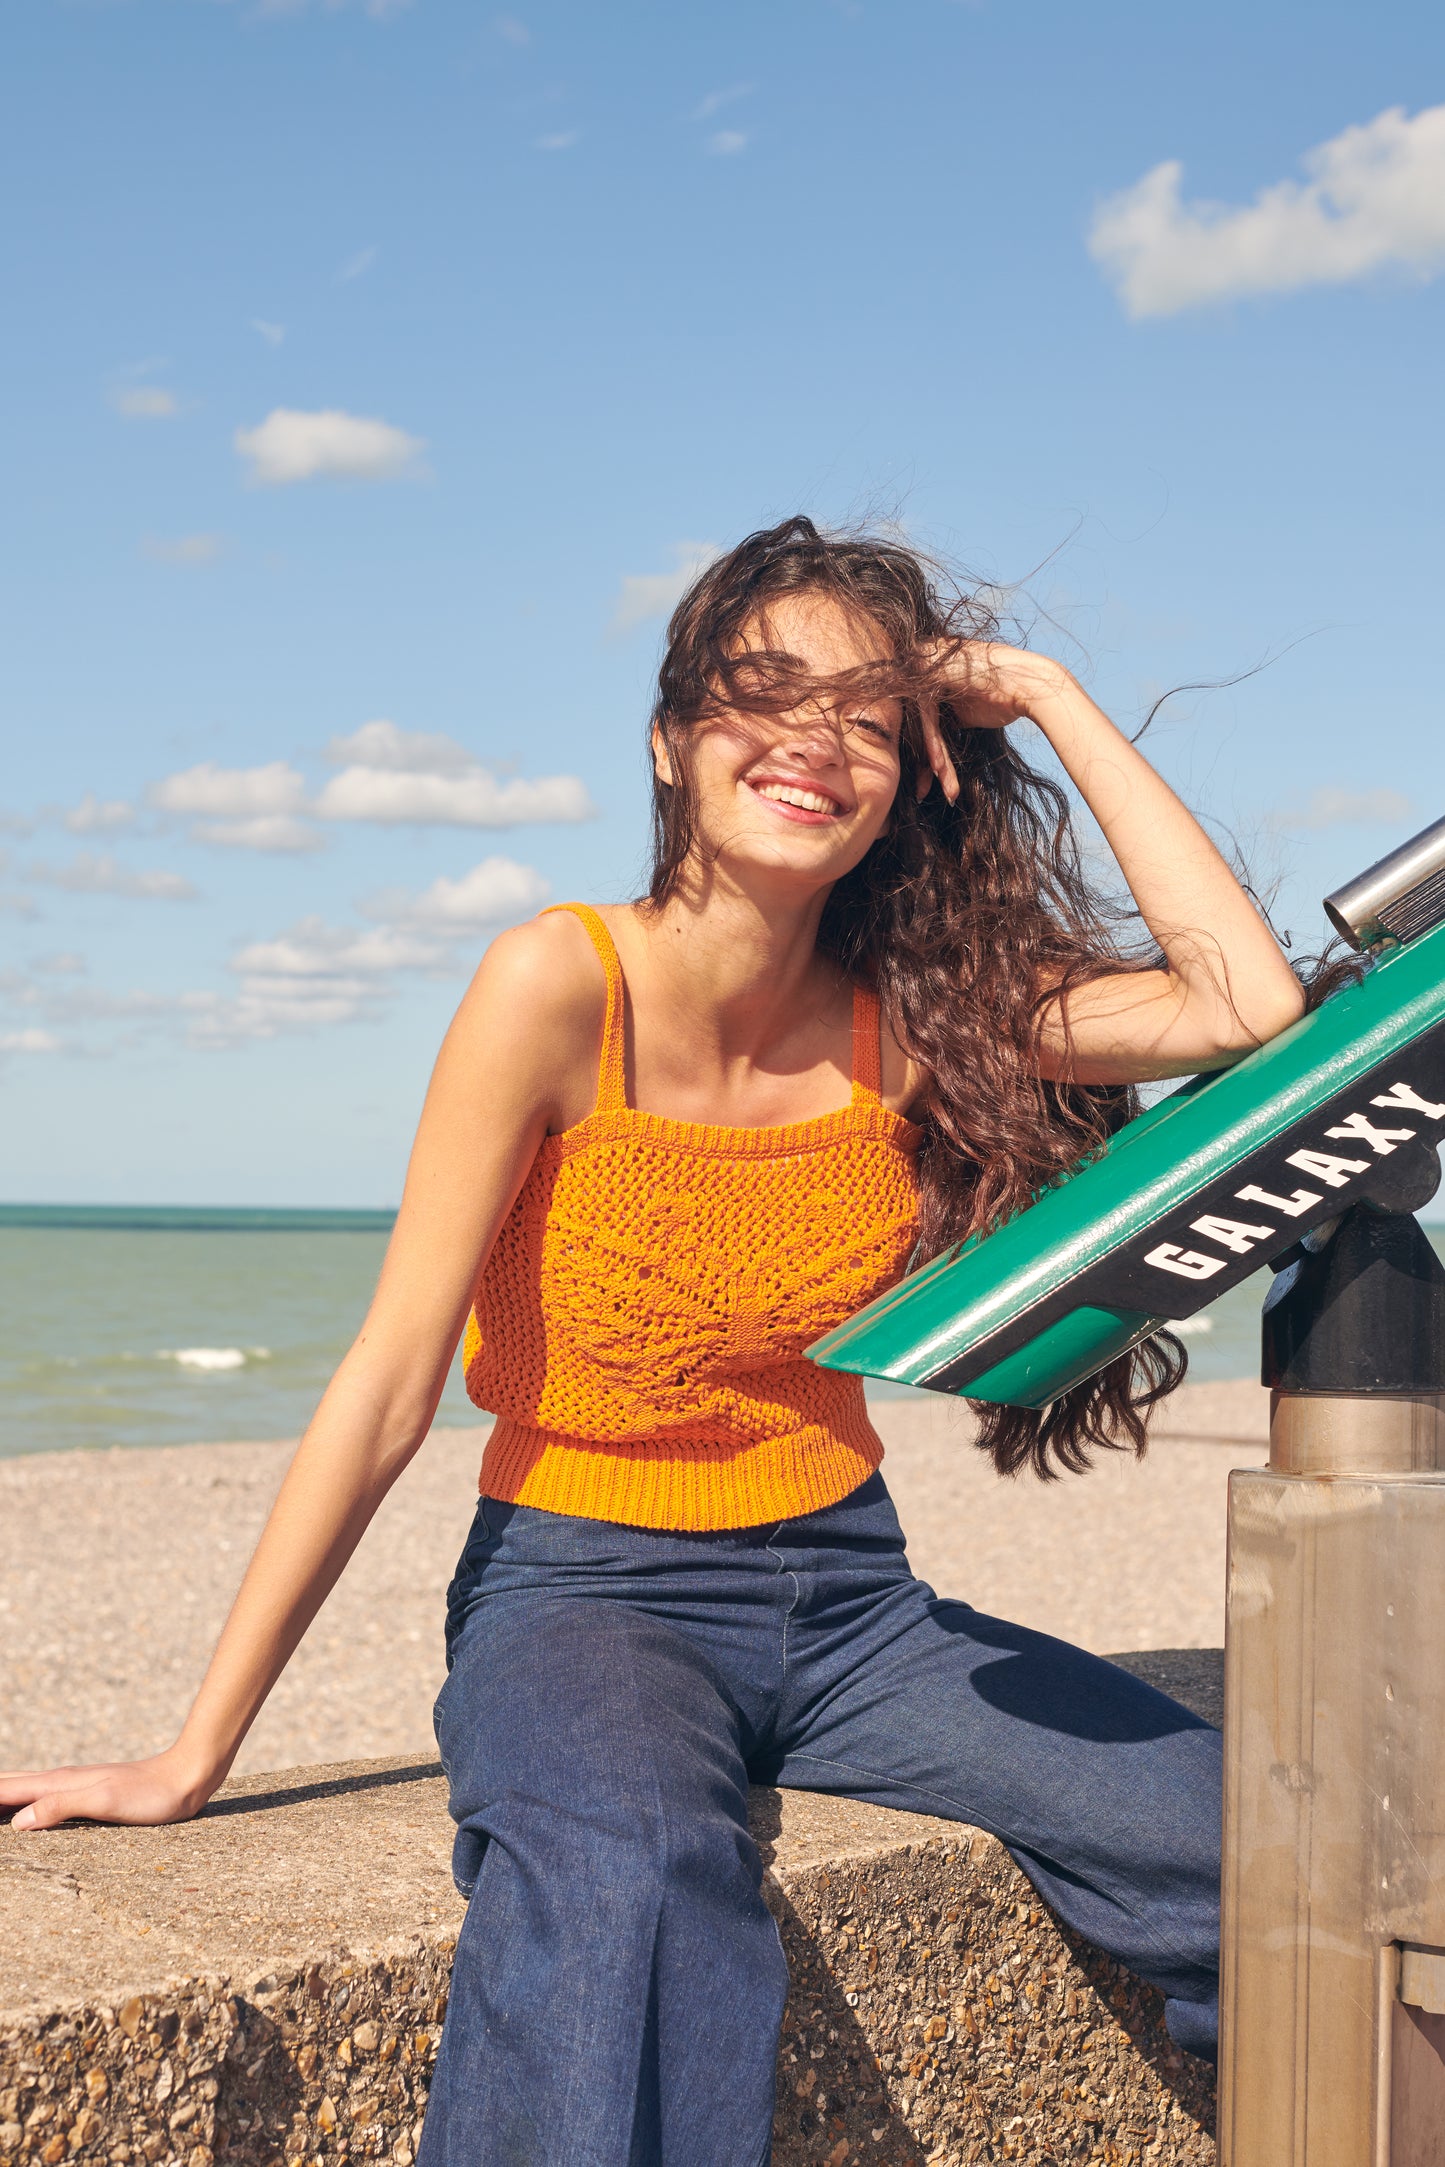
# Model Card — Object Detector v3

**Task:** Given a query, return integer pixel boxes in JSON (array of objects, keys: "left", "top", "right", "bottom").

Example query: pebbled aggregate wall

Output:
[{"left": 2, "top": 1759, "right": 1216, "bottom": 2167}]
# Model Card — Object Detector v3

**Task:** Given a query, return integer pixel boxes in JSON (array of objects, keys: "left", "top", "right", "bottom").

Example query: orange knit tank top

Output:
[{"left": 464, "top": 904, "right": 922, "bottom": 1531}]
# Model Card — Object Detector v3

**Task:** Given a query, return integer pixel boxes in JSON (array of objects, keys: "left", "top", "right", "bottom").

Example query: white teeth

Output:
[{"left": 753, "top": 782, "right": 841, "bottom": 815}]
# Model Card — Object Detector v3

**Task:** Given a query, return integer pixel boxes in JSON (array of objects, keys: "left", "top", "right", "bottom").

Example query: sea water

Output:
[
  {"left": 0, "top": 1207, "right": 488, "bottom": 1459},
  {"left": 3, "top": 1205, "right": 1440, "bottom": 1460}
]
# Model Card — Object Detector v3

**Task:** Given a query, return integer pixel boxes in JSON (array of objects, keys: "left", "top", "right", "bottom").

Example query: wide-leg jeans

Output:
[{"left": 418, "top": 1472, "right": 1221, "bottom": 2167}]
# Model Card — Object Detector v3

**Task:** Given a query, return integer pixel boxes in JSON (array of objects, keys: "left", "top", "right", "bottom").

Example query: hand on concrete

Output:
[{"left": 0, "top": 1748, "right": 214, "bottom": 1831}]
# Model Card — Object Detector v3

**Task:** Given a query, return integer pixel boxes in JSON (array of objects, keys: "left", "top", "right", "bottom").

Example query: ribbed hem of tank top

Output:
[{"left": 476, "top": 1411, "right": 886, "bottom": 1532}]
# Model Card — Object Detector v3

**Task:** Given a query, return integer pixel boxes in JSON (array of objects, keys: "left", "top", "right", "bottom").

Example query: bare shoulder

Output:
[
  {"left": 444, "top": 908, "right": 610, "bottom": 1129},
  {"left": 471, "top": 908, "right": 603, "bottom": 1008}
]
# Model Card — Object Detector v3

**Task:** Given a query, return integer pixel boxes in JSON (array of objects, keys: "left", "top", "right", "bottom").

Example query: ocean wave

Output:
[{"left": 159, "top": 1346, "right": 272, "bottom": 1372}]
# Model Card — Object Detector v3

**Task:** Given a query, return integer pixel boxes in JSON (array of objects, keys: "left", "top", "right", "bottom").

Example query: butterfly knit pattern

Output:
[{"left": 465, "top": 904, "right": 922, "bottom": 1530}]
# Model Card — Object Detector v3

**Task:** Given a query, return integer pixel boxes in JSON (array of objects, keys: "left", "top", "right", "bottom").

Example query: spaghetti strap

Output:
[
  {"left": 543, "top": 903, "right": 628, "bottom": 1114},
  {"left": 851, "top": 985, "right": 884, "bottom": 1107}
]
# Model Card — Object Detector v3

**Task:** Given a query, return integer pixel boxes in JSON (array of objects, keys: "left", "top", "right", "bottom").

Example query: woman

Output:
[{"left": 3, "top": 520, "right": 1307, "bottom": 2164}]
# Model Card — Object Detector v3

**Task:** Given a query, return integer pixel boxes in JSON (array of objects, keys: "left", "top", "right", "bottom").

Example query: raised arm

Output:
[
  {"left": 1, "top": 915, "right": 602, "bottom": 1831},
  {"left": 921, "top": 646, "right": 1307, "bottom": 1085}
]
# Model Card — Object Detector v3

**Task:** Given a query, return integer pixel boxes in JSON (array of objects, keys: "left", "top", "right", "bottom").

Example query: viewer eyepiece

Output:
[{"left": 1324, "top": 811, "right": 1445, "bottom": 953}]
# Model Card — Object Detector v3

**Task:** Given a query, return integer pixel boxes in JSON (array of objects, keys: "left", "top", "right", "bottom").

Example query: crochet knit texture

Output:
[{"left": 466, "top": 903, "right": 922, "bottom": 1530}]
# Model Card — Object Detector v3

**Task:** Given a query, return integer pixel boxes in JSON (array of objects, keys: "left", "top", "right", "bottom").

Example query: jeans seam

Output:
[
  {"left": 765, "top": 1522, "right": 801, "bottom": 1686},
  {"left": 779, "top": 1749, "right": 996, "bottom": 1830}
]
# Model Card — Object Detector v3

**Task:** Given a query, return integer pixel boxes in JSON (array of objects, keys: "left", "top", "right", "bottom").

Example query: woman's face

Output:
[{"left": 654, "top": 592, "right": 905, "bottom": 896}]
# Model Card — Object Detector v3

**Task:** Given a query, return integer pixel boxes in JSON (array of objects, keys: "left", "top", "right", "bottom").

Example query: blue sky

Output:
[{"left": 4, "top": 0, "right": 1443, "bottom": 1206}]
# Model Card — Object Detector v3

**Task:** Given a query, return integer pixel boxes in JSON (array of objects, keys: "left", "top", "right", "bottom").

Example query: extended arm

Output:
[
  {"left": 0, "top": 918, "right": 598, "bottom": 1830},
  {"left": 924, "top": 648, "right": 1307, "bottom": 1085}
]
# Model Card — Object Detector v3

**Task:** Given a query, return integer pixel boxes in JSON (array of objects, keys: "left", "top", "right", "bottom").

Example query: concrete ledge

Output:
[{"left": 2, "top": 1749, "right": 1216, "bottom": 2167}]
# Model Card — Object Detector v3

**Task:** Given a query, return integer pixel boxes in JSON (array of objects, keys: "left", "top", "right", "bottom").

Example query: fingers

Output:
[
  {"left": 916, "top": 703, "right": 961, "bottom": 804},
  {"left": 12, "top": 1791, "right": 85, "bottom": 1832},
  {"left": 0, "top": 1779, "right": 42, "bottom": 1829},
  {"left": 5, "top": 1772, "right": 111, "bottom": 1831},
  {"left": 20, "top": 1790, "right": 118, "bottom": 1832},
  {"left": 0, "top": 1768, "right": 84, "bottom": 1810},
  {"left": 3, "top": 1752, "right": 208, "bottom": 1831},
  {"left": 2, "top": 1765, "right": 133, "bottom": 1831}
]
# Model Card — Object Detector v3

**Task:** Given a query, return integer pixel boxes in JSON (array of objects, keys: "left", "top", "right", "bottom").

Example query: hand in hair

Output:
[{"left": 915, "top": 641, "right": 1073, "bottom": 803}]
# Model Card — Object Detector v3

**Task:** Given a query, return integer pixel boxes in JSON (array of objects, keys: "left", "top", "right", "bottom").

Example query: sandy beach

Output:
[{"left": 0, "top": 1381, "right": 1267, "bottom": 1778}]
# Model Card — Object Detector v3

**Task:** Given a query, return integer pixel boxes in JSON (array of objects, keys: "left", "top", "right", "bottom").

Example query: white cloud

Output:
[
  {"left": 32, "top": 952, "right": 86, "bottom": 975},
  {"left": 143, "top": 736, "right": 586, "bottom": 847},
  {"left": 149, "top": 763, "right": 319, "bottom": 851},
  {"left": 317, "top": 720, "right": 594, "bottom": 827},
  {"left": 150, "top": 760, "right": 309, "bottom": 819},
  {"left": 234, "top": 408, "right": 425, "bottom": 486},
  {"left": 1275, "top": 786, "right": 1415, "bottom": 832},
  {"left": 27, "top": 853, "right": 197, "bottom": 900},
  {"left": 695, "top": 85, "right": 753, "bottom": 121},
  {"left": 34, "top": 983, "right": 185, "bottom": 1028},
  {"left": 188, "top": 909, "right": 448, "bottom": 1047},
  {"left": 707, "top": 131, "right": 748, "bottom": 157},
  {"left": 110, "top": 386, "right": 178, "bottom": 420},
  {"left": 0, "top": 894, "right": 39, "bottom": 920},
  {"left": 142, "top": 533, "right": 224, "bottom": 566},
  {"left": 537, "top": 132, "right": 579, "bottom": 152},
  {"left": 493, "top": 14, "right": 529, "bottom": 44},
  {"left": 251, "top": 319, "right": 286, "bottom": 346},
  {"left": 612, "top": 540, "right": 720, "bottom": 631},
  {"left": 337, "top": 245, "right": 378, "bottom": 282},
  {"left": 189, "top": 843, "right": 549, "bottom": 1045},
  {"left": 325, "top": 720, "right": 475, "bottom": 776},
  {"left": 367, "top": 855, "right": 550, "bottom": 931},
  {"left": 251, "top": 0, "right": 413, "bottom": 18},
  {"left": 0, "top": 1028, "right": 60, "bottom": 1055},
  {"left": 232, "top": 918, "right": 443, "bottom": 981},
  {"left": 194, "top": 815, "right": 323, "bottom": 853},
  {"left": 1089, "top": 103, "right": 1445, "bottom": 319},
  {"left": 317, "top": 765, "right": 592, "bottom": 827},
  {"left": 184, "top": 985, "right": 363, "bottom": 1045},
  {"left": 65, "top": 792, "right": 135, "bottom": 834},
  {"left": 319, "top": 769, "right": 591, "bottom": 827}
]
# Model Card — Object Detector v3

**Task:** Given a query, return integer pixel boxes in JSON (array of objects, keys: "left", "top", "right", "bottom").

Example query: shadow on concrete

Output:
[
  {"left": 1104, "top": 1647, "right": 1225, "bottom": 1730},
  {"left": 201, "top": 1760, "right": 444, "bottom": 1819},
  {"left": 1064, "top": 1924, "right": 1218, "bottom": 2141},
  {"left": 750, "top": 1780, "right": 784, "bottom": 1861},
  {"left": 751, "top": 1790, "right": 926, "bottom": 2162}
]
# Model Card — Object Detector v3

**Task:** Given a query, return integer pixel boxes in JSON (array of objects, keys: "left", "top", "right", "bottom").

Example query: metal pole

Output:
[{"left": 1219, "top": 1206, "right": 1445, "bottom": 2166}]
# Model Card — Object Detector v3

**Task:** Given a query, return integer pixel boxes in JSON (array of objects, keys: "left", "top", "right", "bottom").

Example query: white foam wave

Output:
[
  {"left": 164, "top": 1347, "right": 248, "bottom": 1371},
  {"left": 1173, "top": 1316, "right": 1214, "bottom": 1338}
]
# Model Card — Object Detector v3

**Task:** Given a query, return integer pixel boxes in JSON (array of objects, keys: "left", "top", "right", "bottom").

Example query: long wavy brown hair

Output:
[{"left": 645, "top": 515, "right": 1344, "bottom": 1479}]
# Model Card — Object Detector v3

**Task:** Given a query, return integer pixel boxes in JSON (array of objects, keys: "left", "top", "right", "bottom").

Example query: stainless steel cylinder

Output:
[
  {"left": 1324, "top": 814, "right": 1445, "bottom": 952},
  {"left": 1268, "top": 1390, "right": 1445, "bottom": 1475}
]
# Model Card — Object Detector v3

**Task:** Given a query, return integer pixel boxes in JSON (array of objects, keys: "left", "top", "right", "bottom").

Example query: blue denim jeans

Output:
[{"left": 420, "top": 1472, "right": 1220, "bottom": 2167}]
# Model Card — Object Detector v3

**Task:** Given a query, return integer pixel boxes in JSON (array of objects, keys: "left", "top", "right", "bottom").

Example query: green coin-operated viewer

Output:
[
  {"left": 813, "top": 812, "right": 1445, "bottom": 2166},
  {"left": 809, "top": 815, "right": 1445, "bottom": 1406}
]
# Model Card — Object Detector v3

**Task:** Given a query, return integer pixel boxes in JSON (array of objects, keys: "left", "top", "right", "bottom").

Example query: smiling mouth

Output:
[{"left": 747, "top": 779, "right": 849, "bottom": 818}]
